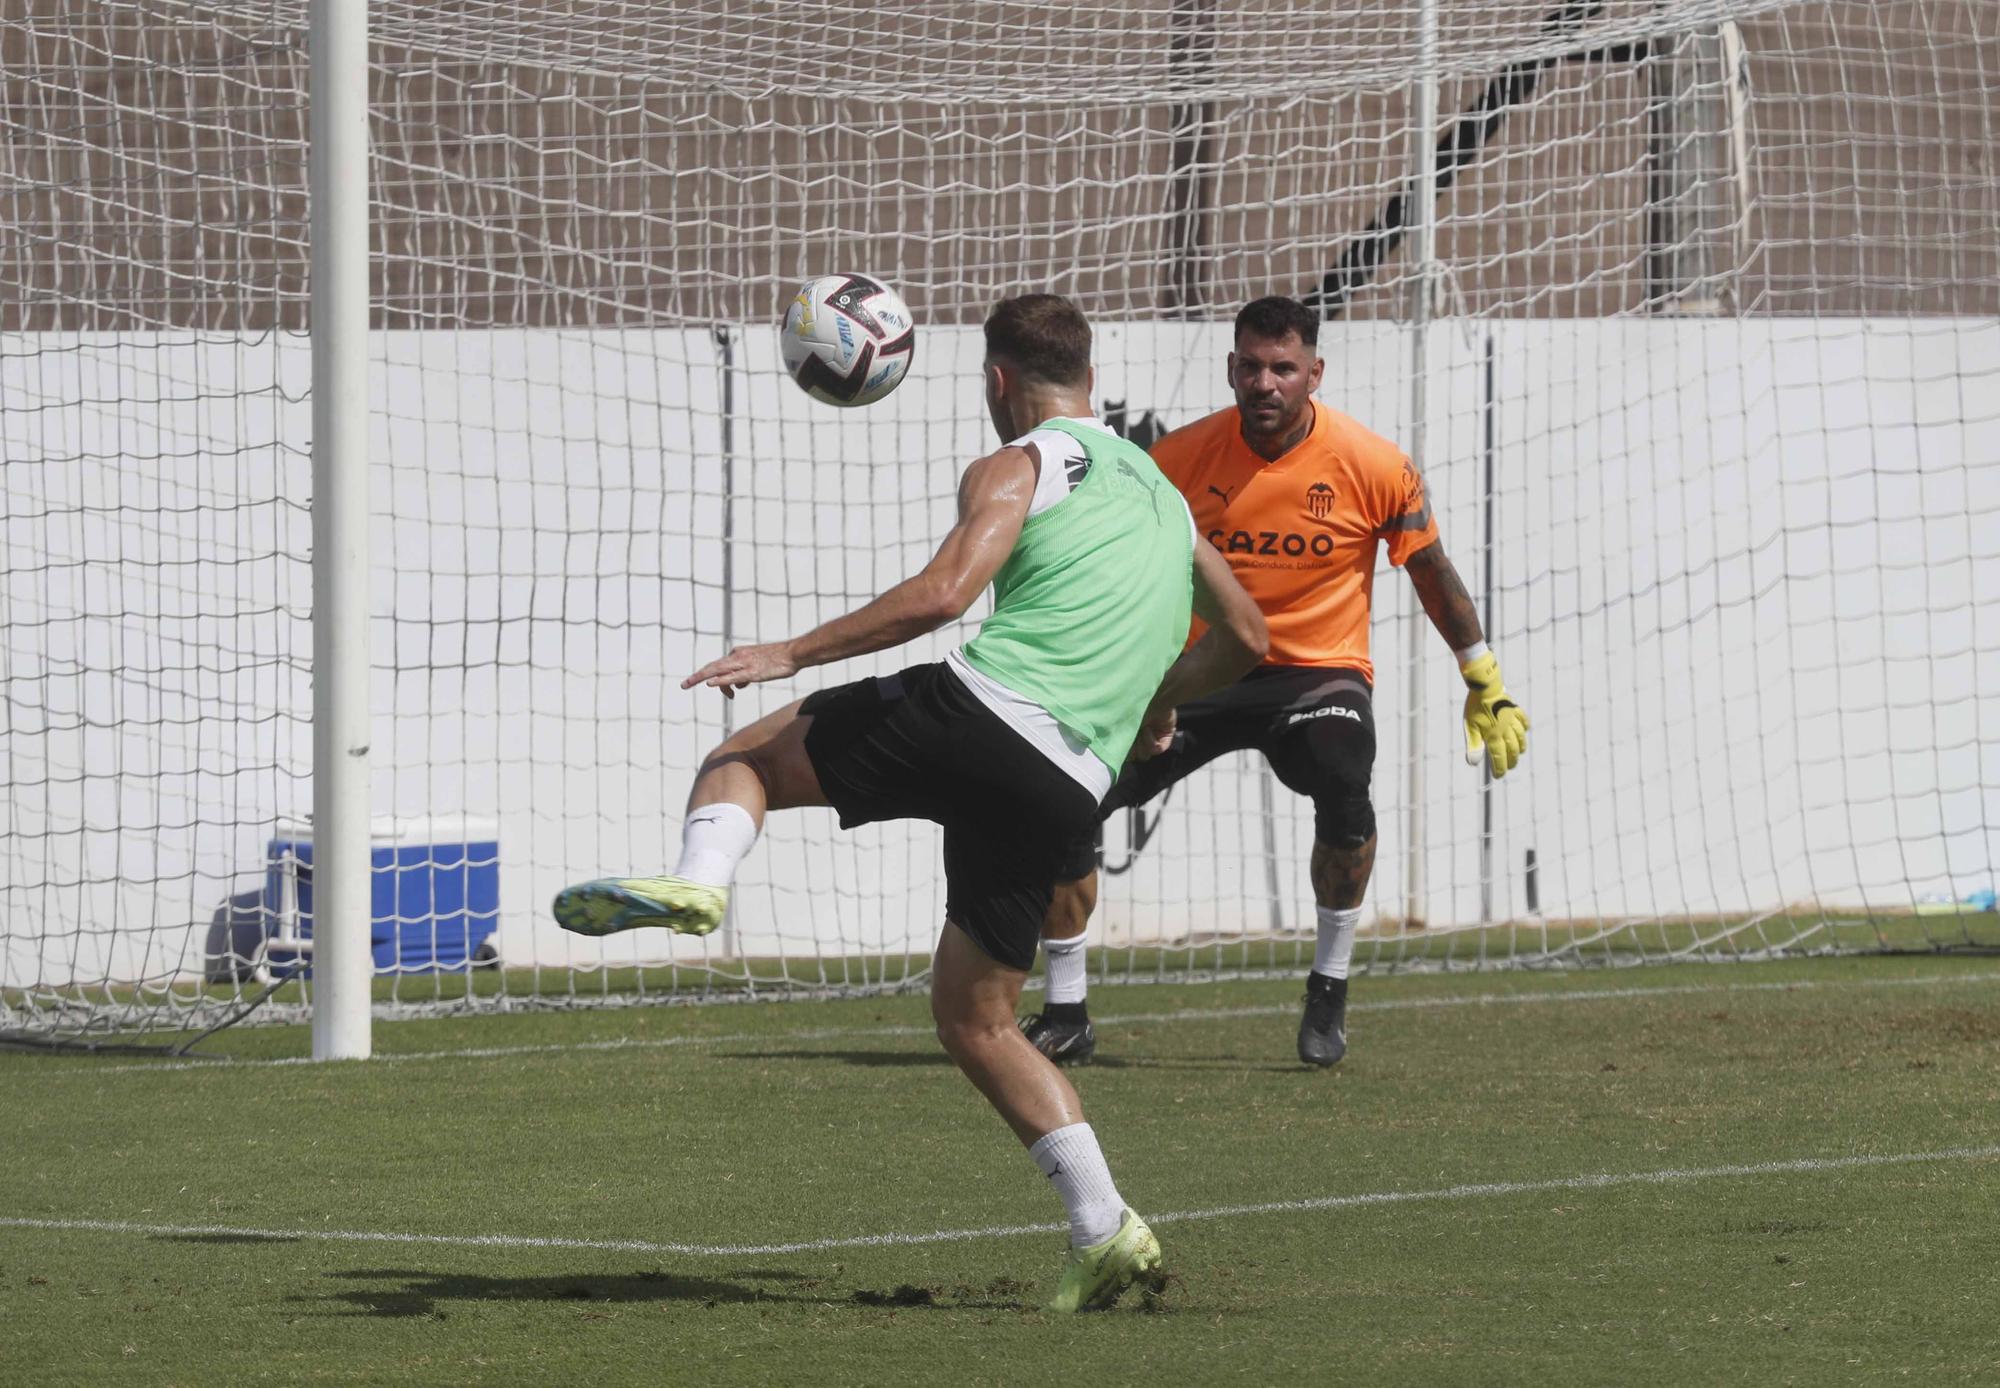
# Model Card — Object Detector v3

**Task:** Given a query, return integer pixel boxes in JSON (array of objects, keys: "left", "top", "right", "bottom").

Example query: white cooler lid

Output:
[{"left": 271, "top": 814, "right": 501, "bottom": 847}]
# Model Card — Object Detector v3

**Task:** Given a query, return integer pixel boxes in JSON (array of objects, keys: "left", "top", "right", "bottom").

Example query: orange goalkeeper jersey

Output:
[{"left": 1153, "top": 401, "right": 1438, "bottom": 681}]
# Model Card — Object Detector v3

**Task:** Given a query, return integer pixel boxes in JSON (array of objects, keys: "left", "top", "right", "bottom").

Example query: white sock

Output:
[
  {"left": 1029, "top": 1122, "right": 1126, "bottom": 1248},
  {"left": 673, "top": 801, "right": 758, "bottom": 888},
  {"left": 1313, "top": 905, "right": 1362, "bottom": 980},
  {"left": 1042, "top": 933, "right": 1089, "bottom": 1006}
]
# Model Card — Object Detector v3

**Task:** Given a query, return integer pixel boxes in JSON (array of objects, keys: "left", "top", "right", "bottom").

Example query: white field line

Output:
[
  {"left": 60, "top": 967, "right": 2000, "bottom": 1076},
  {"left": 1, "top": 1144, "right": 1993, "bottom": 1259}
]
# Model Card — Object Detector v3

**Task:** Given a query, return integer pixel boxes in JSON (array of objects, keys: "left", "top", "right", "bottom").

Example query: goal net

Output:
[{"left": 4, "top": 0, "right": 1996, "bottom": 1037}]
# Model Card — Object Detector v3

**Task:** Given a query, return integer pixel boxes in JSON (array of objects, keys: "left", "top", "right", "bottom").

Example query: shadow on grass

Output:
[
  {"left": 1085, "top": 1054, "right": 1307, "bottom": 1075},
  {"left": 298, "top": 1267, "right": 826, "bottom": 1318},
  {"left": 298, "top": 1267, "right": 1037, "bottom": 1317}
]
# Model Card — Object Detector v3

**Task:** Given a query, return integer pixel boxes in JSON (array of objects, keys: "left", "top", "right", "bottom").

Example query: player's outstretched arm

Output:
[
  {"left": 1131, "top": 541, "right": 1268, "bottom": 759},
  {"left": 1403, "top": 540, "right": 1530, "bottom": 776},
  {"left": 683, "top": 447, "right": 1037, "bottom": 696}
]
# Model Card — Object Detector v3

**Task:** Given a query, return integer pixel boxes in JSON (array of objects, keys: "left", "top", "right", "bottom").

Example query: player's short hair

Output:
[
  {"left": 1235, "top": 296, "right": 1320, "bottom": 350},
  {"left": 984, "top": 293, "right": 1092, "bottom": 387}
]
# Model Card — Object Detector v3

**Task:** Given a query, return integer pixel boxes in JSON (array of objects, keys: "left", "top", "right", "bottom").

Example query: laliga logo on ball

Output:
[{"left": 780, "top": 273, "right": 916, "bottom": 407}]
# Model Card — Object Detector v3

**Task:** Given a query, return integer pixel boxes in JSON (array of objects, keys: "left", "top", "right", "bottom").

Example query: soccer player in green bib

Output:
[{"left": 554, "top": 294, "right": 1267, "bottom": 1311}]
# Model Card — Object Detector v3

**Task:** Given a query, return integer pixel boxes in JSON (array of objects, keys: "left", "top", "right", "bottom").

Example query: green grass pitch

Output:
[{"left": 3, "top": 954, "right": 1996, "bottom": 1385}]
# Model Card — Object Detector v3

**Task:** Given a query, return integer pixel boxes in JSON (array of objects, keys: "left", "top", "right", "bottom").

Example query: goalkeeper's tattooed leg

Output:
[
  {"left": 1311, "top": 834, "right": 1376, "bottom": 911},
  {"left": 1299, "top": 834, "right": 1375, "bottom": 1067}
]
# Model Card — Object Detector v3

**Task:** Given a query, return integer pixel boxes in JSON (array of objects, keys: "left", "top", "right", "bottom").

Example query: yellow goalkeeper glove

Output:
[{"left": 1460, "top": 650, "right": 1529, "bottom": 778}]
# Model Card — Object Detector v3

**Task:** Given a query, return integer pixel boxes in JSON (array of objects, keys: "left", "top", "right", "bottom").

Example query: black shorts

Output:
[
  {"left": 800, "top": 662, "right": 1101, "bottom": 972},
  {"left": 1057, "top": 664, "right": 1377, "bottom": 881}
]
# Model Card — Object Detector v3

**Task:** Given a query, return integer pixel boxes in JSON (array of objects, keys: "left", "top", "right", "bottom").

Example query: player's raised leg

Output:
[
  {"left": 552, "top": 700, "right": 825, "bottom": 937},
  {"left": 931, "top": 918, "right": 1162, "bottom": 1311}
]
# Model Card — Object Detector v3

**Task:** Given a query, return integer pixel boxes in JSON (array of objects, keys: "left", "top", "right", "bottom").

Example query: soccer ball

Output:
[{"left": 779, "top": 273, "right": 916, "bottom": 407}]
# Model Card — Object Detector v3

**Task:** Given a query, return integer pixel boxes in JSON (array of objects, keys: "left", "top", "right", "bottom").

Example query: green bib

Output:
[{"left": 962, "top": 419, "right": 1195, "bottom": 776}]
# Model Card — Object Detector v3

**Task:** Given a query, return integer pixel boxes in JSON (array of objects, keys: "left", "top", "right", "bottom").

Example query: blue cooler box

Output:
[{"left": 264, "top": 816, "right": 500, "bottom": 973}]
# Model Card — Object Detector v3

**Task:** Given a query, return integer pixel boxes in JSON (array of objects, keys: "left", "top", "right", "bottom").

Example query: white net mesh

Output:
[{"left": 4, "top": 0, "right": 1996, "bottom": 1036}]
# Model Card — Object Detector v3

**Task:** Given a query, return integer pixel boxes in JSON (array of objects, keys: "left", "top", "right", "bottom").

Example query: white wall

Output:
[
  {"left": 2, "top": 333, "right": 314, "bottom": 995},
  {"left": 4, "top": 318, "right": 1996, "bottom": 987}
]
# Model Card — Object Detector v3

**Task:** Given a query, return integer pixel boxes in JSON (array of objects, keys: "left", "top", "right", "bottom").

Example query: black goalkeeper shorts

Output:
[
  {"left": 1056, "top": 664, "right": 1377, "bottom": 882},
  {"left": 800, "top": 662, "right": 1100, "bottom": 972}
]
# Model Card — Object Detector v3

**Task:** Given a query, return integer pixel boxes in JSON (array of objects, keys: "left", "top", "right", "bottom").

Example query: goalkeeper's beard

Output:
[{"left": 1241, "top": 397, "right": 1309, "bottom": 455}]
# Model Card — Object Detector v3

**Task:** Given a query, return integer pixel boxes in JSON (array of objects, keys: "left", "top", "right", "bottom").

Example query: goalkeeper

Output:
[
  {"left": 1022, "top": 295, "right": 1528, "bottom": 1069},
  {"left": 553, "top": 294, "right": 1267, "bottom": 1311}
]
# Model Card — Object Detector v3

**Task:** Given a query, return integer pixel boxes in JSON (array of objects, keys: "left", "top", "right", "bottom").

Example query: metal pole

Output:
[
  {"left": 1258, "top": 773, "right": 1285, "bottom": 938},
  {"left": 1479, "top": 333, "right": 1496, "bottom": 925},
  {"left": 1161, "top": 0, "right": 1218, "bottom": 316},
  {"left": 1402, "top": 0, "right": 1439, "bottom": 930},
  {"left": 714, "top": 324, "right": 738, "bottom": 961},
  {"left": 716, "top": 326, "right": 736, "bottom": 686},
  {"left": 1645, "top": 26, "right": 1744, "bottom": 315},
  {"left": 309, "top": 0, "right": 372, "bottom": 1061}
]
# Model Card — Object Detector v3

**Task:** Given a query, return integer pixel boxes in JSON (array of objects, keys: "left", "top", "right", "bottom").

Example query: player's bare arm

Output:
[
  {"left": 1131, "top": 541, "right": 1268, "bottom": 758},
  {"left": 1402, "top": 539, "right": 1484, "bottom": 649},
  {"left": 683, "top": 446, "right": 1037, "bottom": 696}
]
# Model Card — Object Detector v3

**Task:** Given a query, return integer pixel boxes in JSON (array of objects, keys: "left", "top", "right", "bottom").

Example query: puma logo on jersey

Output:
[
  {"left": 1208, "top": 483, "right": 1237, "bottom": 505},
  {"left": 1116, "top": 459, "right": 1165, "bottom": 523},
  {"left": 1287, "top": 703, "right": 1361, "bottom": 726}
]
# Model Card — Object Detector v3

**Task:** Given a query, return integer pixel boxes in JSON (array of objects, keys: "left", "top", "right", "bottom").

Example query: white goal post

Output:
[
  {"left": 306, "top": 0, "right": 372, "bottom": 1060},
  {"left": 2, "top": 0, "right": 1996, "bottom": 1045}
]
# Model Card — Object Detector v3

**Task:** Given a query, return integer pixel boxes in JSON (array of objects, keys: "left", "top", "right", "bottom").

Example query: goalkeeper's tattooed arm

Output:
[
  {"left": 1403, "top": 540, "right": 1530, "bottom": 777},
  {"left": 684, "top": 445, "right": 1037, "bottom": 696},
  {"left": 1402, "top": 540, "right": 1483, "bottom": 650}
]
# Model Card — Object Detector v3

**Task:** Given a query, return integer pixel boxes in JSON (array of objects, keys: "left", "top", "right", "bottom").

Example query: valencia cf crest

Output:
[{"left": 1305, "top": 481, "right": 1335, "bottom": 520}]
